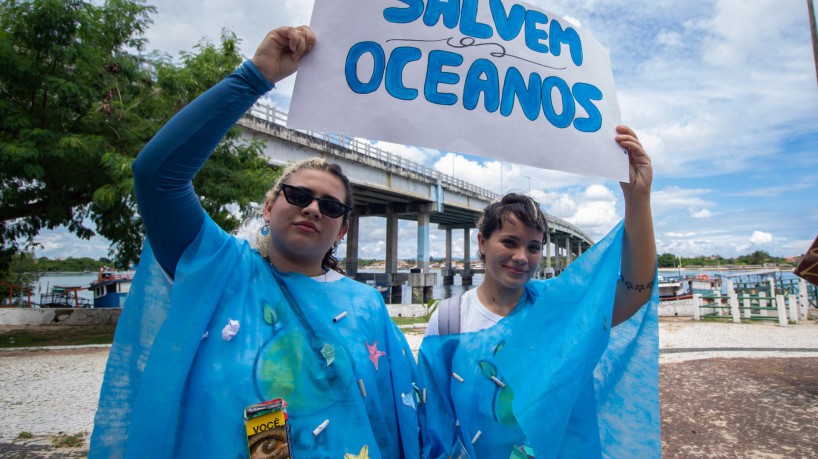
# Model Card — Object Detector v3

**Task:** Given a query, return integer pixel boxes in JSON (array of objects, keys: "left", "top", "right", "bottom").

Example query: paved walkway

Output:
[
  {"left": 0, "top": 347, "right": 107, "bottom": 458},
  {"left": 2, "top": 319, "right": 817, "bottom": 458}
]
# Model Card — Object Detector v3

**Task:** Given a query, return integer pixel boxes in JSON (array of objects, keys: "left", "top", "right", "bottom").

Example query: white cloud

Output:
[
  {"left": 730, "top": 181, "right": 815, "bottom": 197},
  {"left": 570, "top": 200, "right": 619, "bottom": 234},
  {"left": 432, "top": 155, "right": 504, "bottom": 194},
  {"left": 783, "top": 238, "right": 816, "bottom": 257},
  {"left": 524, "top": 184, "right": 623, "bottom": 241},
  {"left": 656, "top": 30, "right": 682, "bottom": 47},
  {"left": 657, "top": 237, "right": 730, "bottom": 257},
  {"left": 368, "top": 140, "right": 436, "bottom": 165},
  {"left": 701, "top": 0, "right": 799, "bottom": 68},
  {"left": 749, "top": 231, "right": 773, "bottom": 245},
  {"left": 143, "top": 0, "right": 317, "bottom": 98},
  {"left": 32, "top": 229, "right": 112, "bottom": 260},
  {"left": 665, "top": 231, "right": 697, "bottom": 238},
  {"left": 651, "top": 186, "right": 715, "bottom": 214},
  {"left": 584, "top": 184, "right": 615, "bottom": 201},
  {"left": 689, "top": 208, "right": 712, "bottom": 219}
]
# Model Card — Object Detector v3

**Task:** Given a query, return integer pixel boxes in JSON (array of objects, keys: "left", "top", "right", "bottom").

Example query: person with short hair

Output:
[{"left": 420, "top": 129, "right": 659, "bottom": 458}]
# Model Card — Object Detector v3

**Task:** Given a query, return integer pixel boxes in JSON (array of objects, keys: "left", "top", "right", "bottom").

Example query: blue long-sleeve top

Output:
[{"left": 132, "top": 60, "right": 273, "bottom": 276}]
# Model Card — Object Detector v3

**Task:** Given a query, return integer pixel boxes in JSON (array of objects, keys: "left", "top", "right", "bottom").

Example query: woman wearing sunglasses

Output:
[{"left": 91, "top": 26, "right": 420, "bottom": 458}]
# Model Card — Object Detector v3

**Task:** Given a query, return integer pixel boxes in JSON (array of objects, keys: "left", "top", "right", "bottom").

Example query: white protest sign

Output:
[{"left": 288, "top": 0, "right": 627, "bottom": 181}]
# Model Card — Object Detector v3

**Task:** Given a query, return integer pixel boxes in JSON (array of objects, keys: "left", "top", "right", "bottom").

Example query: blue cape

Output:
[
  {"left": 90, "top": 217, "right": 420, "bottom": 458},
  {"left": 418, "top": 221, "right": 659, "bottom": 458}
]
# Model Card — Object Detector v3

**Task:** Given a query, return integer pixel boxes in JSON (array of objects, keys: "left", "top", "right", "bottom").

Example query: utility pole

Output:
[
  {"left": 499, "top": 161, "right": 504, "bottom": 195},
  {"left": 810, "top": 0, "right": 818, "bottom": 86}
]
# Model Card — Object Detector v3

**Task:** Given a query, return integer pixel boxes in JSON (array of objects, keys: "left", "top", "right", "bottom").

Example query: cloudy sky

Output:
[{"left": 35, "top": 0, "right": 818, "bottom": 261}]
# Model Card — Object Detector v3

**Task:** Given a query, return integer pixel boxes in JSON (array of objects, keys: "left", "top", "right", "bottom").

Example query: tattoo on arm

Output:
[{"left": 618, "top": 274, "right": 655, "bottom": 293}]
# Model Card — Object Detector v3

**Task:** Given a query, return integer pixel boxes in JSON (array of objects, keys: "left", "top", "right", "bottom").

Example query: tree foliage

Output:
[
  {"left": 736, "top": 250, "right": 773, "bottom": 266},
  {"left": 657, "top": 251, "right": 791, "bottom": 268},
  {"left": 0, "top": 0, "right": 277, "bottom": 277},
  {"left": 0, "top": 252, "right": 40, "bottom": 301},
  {"left": 657, "top": 253, "right": 678, "bottom": 268}
]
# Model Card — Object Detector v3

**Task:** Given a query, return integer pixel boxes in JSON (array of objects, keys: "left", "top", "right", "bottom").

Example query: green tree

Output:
[
  {"left": 657, "top": 253, "right": 678, "bottom": 268},
  {"left": 0, "top": 252, "right": 40, "bottom": 304},
  {"left": 0, "top": 0, "right": 277, "bottom": 276},
  {"left": 737, "top": 250, "right": 772, "bottom": 266}
]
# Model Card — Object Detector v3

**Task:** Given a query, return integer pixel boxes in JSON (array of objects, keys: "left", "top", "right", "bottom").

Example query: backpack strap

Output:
[{"left": 437, "top": 293, "right": 463, "bottom": 335}]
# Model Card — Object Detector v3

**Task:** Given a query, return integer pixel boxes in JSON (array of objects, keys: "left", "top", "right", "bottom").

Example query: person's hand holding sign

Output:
[
  {"left": 252, "top": 26, "right": 316, "bottom": 84},
  {"left": 616, "top": 124, "right": 652, "bottom": 198}
]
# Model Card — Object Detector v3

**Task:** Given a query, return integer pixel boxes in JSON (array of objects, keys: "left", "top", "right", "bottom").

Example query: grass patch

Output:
[
  {"left": 51, "top": 432, "right": 87, "bottom": 448},
  {"left": 391, "top": 316, "right": 428, "bottom": 326},
  {"left": 0, "top": 325, "right": 116, "bottom": 348},
  {"left": 390, "top": 298, "right": 438, "bottom": 327},
  {"left": 17, "top": 431, "right": 32, "bottom": 439}
]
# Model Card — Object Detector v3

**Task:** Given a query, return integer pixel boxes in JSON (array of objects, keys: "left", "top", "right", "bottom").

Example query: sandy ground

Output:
[
  {"left": 661, "top": 357, "right": 818, "bottom": 458},
  {"left": 1, "top": 318, "right": 817, "bottom": 457}
]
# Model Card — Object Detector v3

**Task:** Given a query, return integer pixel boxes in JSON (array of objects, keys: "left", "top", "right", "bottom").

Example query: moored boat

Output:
[
  {"left": 89, "top": 269, "right": 133, "bottom": 308},
  {"left": 39, "top": 285, "right": 92, "bottom": 308},
  {"left": 658, "top": 277, "right": 692, "bottom": 301},
  {"left": 658, "top": 274, "right": 722, "bottom": 317}
]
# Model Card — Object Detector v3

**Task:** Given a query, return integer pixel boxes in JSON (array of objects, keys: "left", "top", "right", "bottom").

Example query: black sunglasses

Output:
[{"left": 279, "top": 184, "right": 352, "bottom": 218}]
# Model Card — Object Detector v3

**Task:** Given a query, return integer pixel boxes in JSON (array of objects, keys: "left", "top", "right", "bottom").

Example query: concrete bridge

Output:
[{"left": 237, "top": 102, "right": 594, "bottom": 302}]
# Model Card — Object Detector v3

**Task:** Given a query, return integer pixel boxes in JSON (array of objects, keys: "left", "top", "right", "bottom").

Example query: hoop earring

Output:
[{"left": 260, "top": 221, "right": 270, "bottom": 236}]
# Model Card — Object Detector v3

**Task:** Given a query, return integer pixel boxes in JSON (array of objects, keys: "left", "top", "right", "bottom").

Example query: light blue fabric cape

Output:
[
  {"left": 418, "top": 221, "right": 660, "bottom": 458},
  {"left": 90, "top": 217, "right": 420, "bottom": 458}
]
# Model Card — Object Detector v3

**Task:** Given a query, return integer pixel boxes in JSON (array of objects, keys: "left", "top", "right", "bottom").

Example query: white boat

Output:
[{"left": 657, "top": 274, "right": 721, "bottom": 317}]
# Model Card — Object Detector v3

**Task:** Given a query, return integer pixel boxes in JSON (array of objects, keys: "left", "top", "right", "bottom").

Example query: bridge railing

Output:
[
  {"left": 546, "top": 214, "right": 593, "bottom": 244},
  {"left": 243, "top": 101, "right": 499, "bottom": 200}
]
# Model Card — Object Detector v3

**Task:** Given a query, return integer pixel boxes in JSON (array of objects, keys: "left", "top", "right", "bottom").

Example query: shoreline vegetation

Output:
[{"left": 657, "top": 265, "right": 796, "bottom": 271}]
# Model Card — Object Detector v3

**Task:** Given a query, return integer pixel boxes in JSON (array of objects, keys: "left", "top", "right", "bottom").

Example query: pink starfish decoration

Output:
[{"left": 366, "top": 341, "right": 386, "bottom": 370}]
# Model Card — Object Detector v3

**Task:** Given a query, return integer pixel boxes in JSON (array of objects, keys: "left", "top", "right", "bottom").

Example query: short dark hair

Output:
[{"left": 477, "top": 193, "right": 549, "bottom": 260}]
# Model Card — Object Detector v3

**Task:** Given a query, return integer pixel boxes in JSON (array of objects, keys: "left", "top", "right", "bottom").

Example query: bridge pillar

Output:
[
  {"left": 344, "top": 212, "right": 359, "bottom": 277},
  {"left": 416, "top": 210, "right": 430, "bottom": 272},
  {"left": 442, "top": 227, "right": 454, "bottom": 285},
  {"left": 410, "top": 272, "right": 436, "bottom": 304},
  {"left": 565, "top": 237, "right": 572, "bottom": 265},
  {"left": 554, "top": 237, "right": 562, "bottom": 274},
  {"left": 544, "top": 231, "right": 554, "bottom": 279},
  {"left": 412, "top": 209, "right": 436, "bottom": 302},
  {"left": 462, "top": 228, "right": 473, "bottom": 286},
  {"left": 385, "top": 207, "right": 398, "bottom": 274},
  {"left": 386, "top": 208, "right": 401, "bottom": 304}
]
